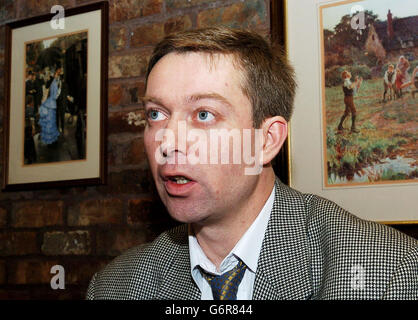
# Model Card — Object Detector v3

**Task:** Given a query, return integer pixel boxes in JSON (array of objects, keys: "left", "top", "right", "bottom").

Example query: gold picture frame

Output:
[
  {"left": 272, "top": 0, "right": 418, "bottom": 224},
  {"left": 3, "top": 2, "right": 108, "bottom": 191}
]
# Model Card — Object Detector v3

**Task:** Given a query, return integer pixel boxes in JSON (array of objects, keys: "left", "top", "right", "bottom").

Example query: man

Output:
[
  {"left": 337, "top": 70, "right": 362, "bottom": 133},
  {"left": 383, "top": 64, "right": 396, "bottom": 102},
  {"left": 56, "top": 72, "right": 68, "bottom": 134},
  {"left": 32, "top": 68, "right": 44, "bottom": 133},
  {"left": 87, "top": 27, "right": 417, "bottom": 300},
  {"left": 24, "top": 95, "right": 37, "bottom": 164},
  {"left": 25, "top": 71, "right": 37, "bottom": 107}
]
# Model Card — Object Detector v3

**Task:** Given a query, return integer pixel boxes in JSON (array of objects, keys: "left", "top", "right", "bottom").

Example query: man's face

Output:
[{"left": 143, "top": 52, "right": 260, "bottom": 224}]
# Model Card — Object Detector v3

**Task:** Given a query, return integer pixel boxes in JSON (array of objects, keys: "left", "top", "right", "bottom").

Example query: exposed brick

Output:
[
  {"left": 65, "top": 259, "right": 111, "bottom": 284},
  {"left": 0, "top": 289, "right": 30, "bottom": 300},
  {"left": 11, "top": 201, "right": 63, "bottom": 228},
  {"left": 33, "top": 187, "right": 73, "bottom": 200},
  {"left": 96, "top": 228, "right": 148, "bottom": 256},
  {"left": 96, "top": 169, "right": 154, "bottom": 195},
  {"left": 128, "top": 197, "right": 177, "bottom": 235},
  {"left": 17, "top": 0, "right": 74, "bottom": 18},
  {"left": 165, "top": 0, "right": 218, "bottom": 11},
  {"left": 127, "top": 81, "right": 146, "bottom": 104},
  {"left": 0, "top": 189, "right": 35, "bottom": 202},
  {"left": 0, "top": 0, "right": 14, "bottom": 23},
  {"left": 109, "top": 0, "right": 163, "bottom": 23},
  {"left": 7, "top": 259, "right": 59, "bottom": 284},
  {"left": 42, "top": 231, "right": 91, "bottom": 255},
  {"left": 108, "top": 81, "right": 145, "bottom": 107},
  {"left": 127, "top": 198, "right": 155, "bottom": 226},
  {"left": 0, "top": 286, "right": 84, "bottom": 300},
  {"left": 0, "top": 0, "right": 278, "bottom": 300},
  {"left": 109, "top": 26, "right": 128, "bottom": 52},
  {"left": 0, "top": 207, "right": 6, "bottom": 228},
  {"left": 131, "top": 23, "right": 164, "bottom": 47},
  {"left": 197, "top": 0, "right": 267, "bottom": 30},
  {"left": 125, "top": 135, "right": 147, "bottom": 165},
  {"left": 164, "top": 15, "right": 193, "bottom": 35},
  {"left": 109, "top": 52, "right": 150, "bottom": 79},
  {"left": 0, "top": 232, "right": 38, "bottom": 256},
  {"left": 108, "top": 110, "right": 145, "bottom": 135},
  {"left": 108, "top": 133, "right": 146, "bottom": 167},
  {"left": 4, "top": 257, "right": 102, "bottom": 286},
  {"left": 68, "top": 199, "right": 124, "bottom": 226},
  {"left": 0, "top": 25, "right": 5, "bottom": 50},
  {"left": 109, "top": 83, "right": 124, "bottom": 106},
  {"left": 131, "top": 15, "right": 192, "bottom": 47},
  {"left": 0, "top": 260, "right": 5, "bottom": 284}
]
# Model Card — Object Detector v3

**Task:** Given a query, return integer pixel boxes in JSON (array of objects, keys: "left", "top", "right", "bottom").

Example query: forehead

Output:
[{"left": 145, "top": 52, "right": 246, "bottom": 106}]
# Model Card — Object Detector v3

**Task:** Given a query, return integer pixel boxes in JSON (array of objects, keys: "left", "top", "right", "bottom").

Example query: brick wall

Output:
[
  {"left": 1, "top": 0, "right": 416, "bottom": 300},
  {"left": 0, "top": 0, "right": 271, "bottom": 299}
]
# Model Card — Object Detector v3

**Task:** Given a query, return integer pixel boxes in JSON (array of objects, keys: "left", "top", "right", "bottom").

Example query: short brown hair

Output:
[{"left": 145, "top": 26, "right": 296, "bottom": 128}]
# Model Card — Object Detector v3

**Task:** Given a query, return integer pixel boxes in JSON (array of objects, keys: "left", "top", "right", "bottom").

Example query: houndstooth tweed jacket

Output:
[{"left": 86, "top": 179, "right": 418, "bottom": 300}]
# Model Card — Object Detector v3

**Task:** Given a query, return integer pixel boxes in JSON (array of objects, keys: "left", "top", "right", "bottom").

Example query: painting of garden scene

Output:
[{"left": 320, "top": 0, "right": 417, "bottom": 186}]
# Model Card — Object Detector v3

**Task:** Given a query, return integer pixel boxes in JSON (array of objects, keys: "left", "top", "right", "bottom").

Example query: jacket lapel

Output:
[
  {"left": 252, "top": 179, "right": 313, "bottom": 300},
  {"left": 155, "top": 179, "right": 313, "bottom": 300},
  {"left": 155, "top": 226, "right": 201, "bottom": 300}
]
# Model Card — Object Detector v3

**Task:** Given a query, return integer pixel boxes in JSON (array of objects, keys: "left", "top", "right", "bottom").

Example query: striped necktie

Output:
[{"left": 200, "top": 260, "right": 247, "bottom": 300}]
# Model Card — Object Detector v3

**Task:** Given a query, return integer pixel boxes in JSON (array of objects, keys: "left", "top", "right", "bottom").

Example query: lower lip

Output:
[{"left": 164, "top": 180, "right": 197, "bottom": 196}]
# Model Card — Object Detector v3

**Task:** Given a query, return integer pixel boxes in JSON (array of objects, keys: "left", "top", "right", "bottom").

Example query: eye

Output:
[
  {"left": 197, "top": 111, "right": 215, "bottom": 122},
  {"left": 147, "top": 109, "right": 166, "bottom": 121}
]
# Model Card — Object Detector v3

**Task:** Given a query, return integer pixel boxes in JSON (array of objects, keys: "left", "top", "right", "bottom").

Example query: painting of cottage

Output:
[
  {"left": 365, "top": 10, "right": 418, "bottom": 65},
  {"left": 320, "top": 0, "right": 417, "bottom": 187}
]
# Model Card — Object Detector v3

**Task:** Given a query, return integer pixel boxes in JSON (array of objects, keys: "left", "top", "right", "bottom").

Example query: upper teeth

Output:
[{"left": 173, "top": 176, "right": 189, "bottom": 184}]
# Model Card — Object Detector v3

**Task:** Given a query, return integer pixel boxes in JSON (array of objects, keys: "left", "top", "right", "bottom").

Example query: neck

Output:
[{"left": 191, "top": 167, "right": 275, "bottom": 269}]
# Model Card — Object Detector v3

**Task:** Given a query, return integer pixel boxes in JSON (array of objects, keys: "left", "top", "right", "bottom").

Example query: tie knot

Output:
[{"left": 200, "top": 259, "right": 247, "bottom": 300}]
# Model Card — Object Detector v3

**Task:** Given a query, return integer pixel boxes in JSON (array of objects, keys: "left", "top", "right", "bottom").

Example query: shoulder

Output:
[
  {"left": 86, "top": 224, "right": 187, "bottom": 300},
  {"left": 302, "top": 192, "right": 416, "bottom": 252},
  {"left": 275, "top": 181, "right": 417, "bottom": 298},
  {"left": 298, "top": 191, "right": 417, "bottom": 298}
]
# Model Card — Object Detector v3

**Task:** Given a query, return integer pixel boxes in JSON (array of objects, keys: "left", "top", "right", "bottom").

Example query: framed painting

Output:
[
  {"left": 273, "top": 0, "right": 418, "bottom": 223},
  {"left": 3, "top": 2, "right": 108, "bottom": 191}
]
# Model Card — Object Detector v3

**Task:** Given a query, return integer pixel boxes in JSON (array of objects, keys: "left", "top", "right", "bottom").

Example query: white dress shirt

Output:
[{"left": 188, "top": 185, "right": 275, "bottom": 300}]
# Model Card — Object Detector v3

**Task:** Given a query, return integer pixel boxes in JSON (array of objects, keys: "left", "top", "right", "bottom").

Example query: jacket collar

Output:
[
  {"left": 156, "top": 226, "right": 201, "bottom": 300},
  {"left": 156, "top": 178, "right": 312, "bottom": 300},
  {"left": 252, "top": 179, "right": 312, "bottom": 299}
]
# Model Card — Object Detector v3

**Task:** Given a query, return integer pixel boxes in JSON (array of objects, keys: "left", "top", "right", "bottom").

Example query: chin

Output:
[{"left": 164, "top": 199, "right": 209, "bottom": 224}]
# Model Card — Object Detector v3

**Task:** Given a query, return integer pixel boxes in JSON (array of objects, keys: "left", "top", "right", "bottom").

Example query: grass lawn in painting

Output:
[{"left": 325, "top": 77, "right": 417, "bottom": 185}]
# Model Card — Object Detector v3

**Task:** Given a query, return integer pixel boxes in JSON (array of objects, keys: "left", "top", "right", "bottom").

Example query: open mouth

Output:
[
  {"left": 161, "top": 172, "right": 196, "bottom": 196},
  {"left": 168, "top": 176, "right": 191, "bottom": 185}
]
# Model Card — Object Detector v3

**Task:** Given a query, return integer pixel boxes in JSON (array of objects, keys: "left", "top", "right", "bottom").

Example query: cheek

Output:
[
  {"left": 144, "top": 130, "right": 157, "bottom": 166},
  {"left": 205, "top": 164, "right": 246, "bottom": 191}
]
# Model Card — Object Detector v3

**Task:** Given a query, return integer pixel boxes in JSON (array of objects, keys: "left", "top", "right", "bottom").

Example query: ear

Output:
[{"left": 260, "top": 116, "right": 288, "bottom": 165}]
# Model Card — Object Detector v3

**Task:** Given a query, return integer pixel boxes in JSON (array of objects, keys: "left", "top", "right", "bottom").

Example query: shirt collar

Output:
[{"left": 189, "top": 185, "right": 275, "bottom": 275}]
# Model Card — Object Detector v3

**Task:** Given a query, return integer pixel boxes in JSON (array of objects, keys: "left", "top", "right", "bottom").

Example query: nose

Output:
[{"left": 159, "top": 115, "right": 187, "bottom": 163}]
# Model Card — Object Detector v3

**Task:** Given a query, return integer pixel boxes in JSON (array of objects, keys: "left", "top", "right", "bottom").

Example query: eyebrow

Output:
[
  {"left": 186, "top": 93, "right": 233, "bottom": 108},
  {"left": 140, "top": 92, "right": 233, "bottom": 109},
  {"left": 140, "top": 96, "right": 165, "bottom": 107}
]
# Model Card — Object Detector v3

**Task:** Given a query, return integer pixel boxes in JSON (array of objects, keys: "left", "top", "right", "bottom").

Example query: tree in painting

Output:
[{"left": 321, "top": 1, "right": 418, "bottom": 186}]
